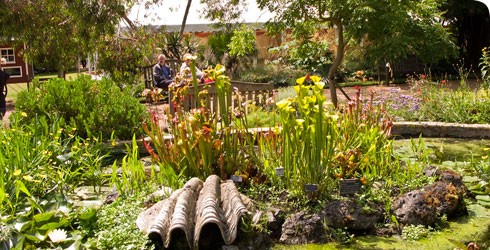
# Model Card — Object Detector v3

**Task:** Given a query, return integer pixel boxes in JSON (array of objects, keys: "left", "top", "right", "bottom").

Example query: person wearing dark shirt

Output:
[
  {"left": 153, "top": 54, "right": 174, "bottom": 89},
  {"left": 0, "top": 58, "right": 9, "bottom": 117}
]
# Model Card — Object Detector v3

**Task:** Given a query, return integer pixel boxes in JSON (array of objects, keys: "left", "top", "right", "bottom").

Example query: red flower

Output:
[{"left": 142, "top": 138, "right": 159, "bottom": 160}]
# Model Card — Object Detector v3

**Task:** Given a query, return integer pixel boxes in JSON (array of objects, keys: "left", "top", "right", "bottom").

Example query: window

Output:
[
  {"left": 3, "top": 67, "right": 22, "bottom": 78},
  {"left": 1, "top": 48, "right": 15, "bottom": 63}
]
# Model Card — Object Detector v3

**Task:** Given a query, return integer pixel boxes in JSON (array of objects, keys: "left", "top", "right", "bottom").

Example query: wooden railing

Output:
[{"left": 168, "top": 81, "right": 274, "bottom": 115}]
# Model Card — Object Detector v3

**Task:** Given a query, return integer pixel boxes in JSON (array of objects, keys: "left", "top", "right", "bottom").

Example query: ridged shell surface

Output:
[{"left": 141, "top": 175, "right": 249, "bottom": 249}]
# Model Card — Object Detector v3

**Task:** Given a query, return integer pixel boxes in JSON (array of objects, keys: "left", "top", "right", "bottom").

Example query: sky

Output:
[{"left": 128, "top": 0, "right": 274, "bottom": 26}]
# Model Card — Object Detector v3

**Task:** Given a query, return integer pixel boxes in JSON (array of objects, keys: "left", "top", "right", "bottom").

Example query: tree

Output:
[
  {"left": 200, "top": 0, "right": 247, "bottom": 32},
  {"left": 0, "top": 0, "right": 134, "bottom": 78},
  {"left": 199, "top": 0, "right": 259, "bottom": 76},
  {"left": 181, "top": 0, "right": 193, "bottom": 37},
  {"left": 257, "top": 0, "right": 457, "bottom": 107},
  {"left": 443, "top": 0, "right": 490, "bottom": 71}
]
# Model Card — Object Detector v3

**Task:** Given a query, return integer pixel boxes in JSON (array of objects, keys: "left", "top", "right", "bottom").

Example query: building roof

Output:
[{"left": 159, "top": 22, "right": 265, "bottom": 33}]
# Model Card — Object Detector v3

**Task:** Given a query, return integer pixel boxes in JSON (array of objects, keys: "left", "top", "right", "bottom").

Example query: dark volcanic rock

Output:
[
  {"left": 392, "top": 189, "right": 437, "bottom": 226},
  {"left": 392, "top": 168, "right": 468, "bottom": 225},
  {"left": 279, "top": 211, "right": 328, "bottom": 245},
  {"left": 322, "top": 200, "right": 384, "bottom": 231}
]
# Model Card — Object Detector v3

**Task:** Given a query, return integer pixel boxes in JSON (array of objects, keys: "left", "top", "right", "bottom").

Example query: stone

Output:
[
  {"left": 392, "top": 190, "right": 437, "bottom": 226},
  {"left": 279, "top": 211, "right": 328, "bottom": 245},
  {"left": 267, "top": 208, "right": 285, "bottom": 239},
  {"left": 322, "top": 200, "right": 384, "bottom": 231}
]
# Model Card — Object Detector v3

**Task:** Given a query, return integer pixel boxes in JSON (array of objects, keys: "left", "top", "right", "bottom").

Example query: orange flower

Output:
[
  {"left": 202, "top": 124, "right": 212, "bottom": 136},
  {"left": 360, "top": 177, "right": 368, "bottom": 185}
]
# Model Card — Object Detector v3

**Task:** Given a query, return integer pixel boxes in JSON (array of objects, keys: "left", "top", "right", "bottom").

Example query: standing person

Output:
[
  {"left": 153, "top": 54, "right": 174, "bottom": 89},
  {"left": 0, "top": 58, "right": 9, "bottom": 117}
]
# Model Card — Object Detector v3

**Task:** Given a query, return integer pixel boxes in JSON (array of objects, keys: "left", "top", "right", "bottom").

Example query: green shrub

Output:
[
  {"left": 15, "top": 75, "right": 148, "bottom": 140},
  {"left": 237, "top": 64, "right": 307, "bottom": 87}
]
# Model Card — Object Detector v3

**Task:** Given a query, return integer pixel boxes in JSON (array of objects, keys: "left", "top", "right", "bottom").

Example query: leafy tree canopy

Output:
[
  {"left": 199, "top": 0, "right": 247, "bottom": 32},
  {"left": 257, "top": 0, "right": 457, "bottom": 106},
  {"left": 0, "top": 0, "right": 133, "bottom": 75}
]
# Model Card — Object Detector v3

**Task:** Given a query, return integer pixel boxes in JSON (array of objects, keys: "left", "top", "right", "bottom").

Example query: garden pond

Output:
[
  {"left": 272, "top": 138, "right": 490, "bottom": 250},
  {"left": 67, "top": 137, "right": 490, "bottom": 249}
]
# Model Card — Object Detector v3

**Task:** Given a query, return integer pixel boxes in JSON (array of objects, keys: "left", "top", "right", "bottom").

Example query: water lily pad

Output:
[
  {"left": 462, "top": 175, "right": 479, "bottom": 183},
  {"left": 441, "top": 161, "right": 456, "bottom": 167},
  {"left": 475, "top": 195, "right": 490, "bottom": 202},
  {"left": 477, "top": 200, "right": 490, "bottom": 209},
  {"left": 468, "top": 204, "right": 490, "bottom": 218}
]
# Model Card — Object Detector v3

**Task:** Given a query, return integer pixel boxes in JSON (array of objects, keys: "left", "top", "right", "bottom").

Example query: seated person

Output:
[
  {"left": 180, "top": 53, "right": 204, "bottom": 80},
  {"left": 153, "top": 54, "right": 174, "bottom": 89}
]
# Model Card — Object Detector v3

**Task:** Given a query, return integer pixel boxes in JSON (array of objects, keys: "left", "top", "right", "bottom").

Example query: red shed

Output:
[{"left": 0, "top": 43, "right": 33, "bottom": 84}]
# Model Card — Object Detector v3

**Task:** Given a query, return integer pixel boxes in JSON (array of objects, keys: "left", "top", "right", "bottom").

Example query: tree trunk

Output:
[
  {"left": 58, "top": 69, "right": 65, "bottom": 79},
  {"left": 328, "top": 22, "right": 346, "bottom": 108},
  {"left": 180, "top": 0, "right": 192, "bottom": 38}
]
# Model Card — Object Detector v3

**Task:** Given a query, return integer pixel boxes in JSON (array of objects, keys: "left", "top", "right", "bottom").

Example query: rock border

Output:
[{"left": 392, "top": 121, "right": 490, "bottom": 139}]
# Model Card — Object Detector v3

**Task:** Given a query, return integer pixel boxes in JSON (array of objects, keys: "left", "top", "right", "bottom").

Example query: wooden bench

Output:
[
  {"left": 141, "top": 59, "right": 181, "bottom": 90},
  {"left": 141, "top": 59, "right": 181, "bottom": 104},
  {"left": 168, "top": 80, "right": 275, "bottom": 116}
]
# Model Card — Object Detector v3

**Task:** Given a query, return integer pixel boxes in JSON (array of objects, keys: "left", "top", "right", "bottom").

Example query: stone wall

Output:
[{"left": 392, "top": 122, "right": 490, "bottom": 139}]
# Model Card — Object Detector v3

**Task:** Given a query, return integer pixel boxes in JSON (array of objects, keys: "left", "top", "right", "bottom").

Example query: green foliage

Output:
[
  {"left": 258, "top": 0, "right": 456, "bottom": 106},
  {"left": 15, "top": 75, "right": 147, "bottom": 140},
  {"left": 258, "top": 77, "right": 420, "bottom": 202},
  {"left": 228, "top": 25, "right": 257, "bottom": 57},
  {"left": 110, "top": 135, "right": 159, "bottom": 197},
  {"left": 207, "top": 32, "right": 233, "bottom": 65},
  {"left": 97, "top": 27, "right": 158, "bottom": 86},
  {"left": 271, "top": 39, "right": 333, "bottom": 75},
  {"left": 4, "top": 195, "right": 78, "bottom": 249},
  {"left": 199, "top": 0, "right": 246, "bottom": 32},
  {"left": 274, "top": 86, "right": 298, "bottom": 102},
  {"left": 157, "top": 31, "right": 202, "bottom": 61},
  {"left": 401, "top": 224, "right": 433, "bottom": 241},
  {"left": 0, "top": 114, "right": 106, "bottom": 215},
  {"left": 91, "top": 197, "right": 151, "bottom": 250},
  {"left": 417, "top": 86, "right": 490, "bottom": 124},
  {"left": 0, "top": 1, "right": 127, "bottom": 75},
  {"left": 243, "top": 105, "right": 280, "bottom": 128},
  {"left": 237, "top": 64, "right": 308, "bottom": 87},
  {"left": 466, "top": 147, "right": 490, "bottom": 198},
  {"left": 480, "top": 47, "right": 490, "bottom": 89},
  {"left": 379, "top": 72, "right": 490, "bottom": 124},
  {"left": 143, "top": 64, "right": 260, "bottom": 181},
  {"left": 270, "top": 76, "right": 336, "bottom": 198}
]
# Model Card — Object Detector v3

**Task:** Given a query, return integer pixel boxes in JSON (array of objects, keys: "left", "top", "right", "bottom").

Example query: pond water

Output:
[
  {"left": 393, "top": 138, "right": 490, "bottom": 162},
  {"left": 274, "top": 138, "right": 490, "bottom": 250}
]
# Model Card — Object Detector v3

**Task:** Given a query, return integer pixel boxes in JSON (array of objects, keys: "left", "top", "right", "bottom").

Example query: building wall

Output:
[{"left": 0, "top": 44, "right": 31, "bottom": 84}]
